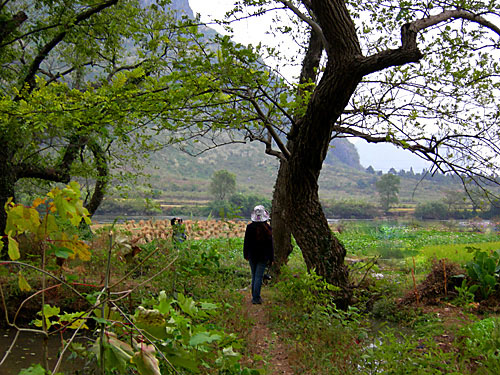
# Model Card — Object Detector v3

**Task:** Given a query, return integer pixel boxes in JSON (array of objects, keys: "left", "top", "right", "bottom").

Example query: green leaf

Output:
[
  {"left": 91, "top": 332, "right": 134, "bottom": 373},
  {"left": 53, "top": 247, "right": 74, "bottom": 259},
  {"left": 134, "top": 307, "right": 167, "bottom": 339},
  {"left": 189, "top": 332, "right": 221, "bottom": 346},
  {"left": 18, "top": 364, "right": 47, "bottom": 375},
  {"left": 154, "top": 290, "right": 172, "bottom": 315},
  {"left": 41, "top": 304, "right": 60, "bottom": 318},
  {"left": 177, "top": 293, "right": 198, "bottom": 317}
]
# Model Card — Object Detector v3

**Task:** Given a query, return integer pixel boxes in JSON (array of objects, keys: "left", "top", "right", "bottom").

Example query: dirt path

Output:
[{"left": 242, "top": 289, "right": 294, "bottom": 375}]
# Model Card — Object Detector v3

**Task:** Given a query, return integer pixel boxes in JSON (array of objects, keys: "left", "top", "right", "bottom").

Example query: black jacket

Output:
[{"left": 243, "top": 221, "right": 274, "bottom": 263}]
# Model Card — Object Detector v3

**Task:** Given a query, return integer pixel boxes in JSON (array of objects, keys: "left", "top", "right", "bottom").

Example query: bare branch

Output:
[
  {"left": 279, "top": 0, "right": 327, "bottom": 47},
  {"left": 358, "top": 8, "right": 500, "bottom": 76},
  {"left": 410, "top": 9, "right": 500, "bottom": 37}
]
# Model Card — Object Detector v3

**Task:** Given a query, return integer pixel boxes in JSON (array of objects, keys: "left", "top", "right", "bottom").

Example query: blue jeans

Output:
[{"left": 249, "top": 260, "right": 267, "bottom": 303}]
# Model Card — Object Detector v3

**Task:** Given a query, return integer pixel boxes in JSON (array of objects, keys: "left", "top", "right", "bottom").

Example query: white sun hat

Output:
[{"left": 251, "top": 205, "right": 270, "bottom": 222}]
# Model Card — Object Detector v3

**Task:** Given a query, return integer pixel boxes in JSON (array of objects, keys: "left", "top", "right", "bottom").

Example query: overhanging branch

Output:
[{"left": 22, "top": 0, "right": 119, "bottom": 93}]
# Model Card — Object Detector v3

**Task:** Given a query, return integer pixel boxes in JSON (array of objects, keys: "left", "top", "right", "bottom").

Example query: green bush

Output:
[
  {"left": 95, "top": 197, "right": 160, "bottom": 215},
  {"left": 414, "top": 201, "right": 449, "bottom": 220},
  {"left": 465, "top": 247, "right": 500, "bottom": 299},
  {"left": 322, "top": 199, "right": 379, "bottom": 219}
]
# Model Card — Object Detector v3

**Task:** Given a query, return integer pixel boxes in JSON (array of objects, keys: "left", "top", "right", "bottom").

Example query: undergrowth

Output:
[{"left": 2, "top": 216, "right": 500, "bottom": 374}]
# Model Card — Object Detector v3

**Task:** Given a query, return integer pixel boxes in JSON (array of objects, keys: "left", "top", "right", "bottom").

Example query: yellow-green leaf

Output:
[
  {"left": 18, "top": 272, "right": 31, "bottom": 292},
  {"left": 8, "top": 234, "right": 20, "bottom": 260}
]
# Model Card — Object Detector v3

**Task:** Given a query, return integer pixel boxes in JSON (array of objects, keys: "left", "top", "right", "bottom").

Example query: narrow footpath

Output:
[{"left": 242, "top": 290, "right": 294, "bottom": 375}]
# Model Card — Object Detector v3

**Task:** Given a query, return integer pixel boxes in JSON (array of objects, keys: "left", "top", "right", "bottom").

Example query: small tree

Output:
[
  {"left": 210, "top": 170, "right": 236, "bottom": 201},
  {"left": 376, "top": 174, "right": 400, "bottom": 214},
  {"left": 443, "top": 190, "right": 467, "bottom": 214}
]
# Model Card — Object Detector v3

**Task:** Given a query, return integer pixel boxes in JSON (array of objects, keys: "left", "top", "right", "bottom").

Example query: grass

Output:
[{"left": 418, "top": 241, "right": 500, "bottom": 264}]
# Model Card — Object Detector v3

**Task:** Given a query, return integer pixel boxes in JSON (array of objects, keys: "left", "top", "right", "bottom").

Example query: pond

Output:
[{"left": 0, "top": 328, "right": 90, "bottom": 374}]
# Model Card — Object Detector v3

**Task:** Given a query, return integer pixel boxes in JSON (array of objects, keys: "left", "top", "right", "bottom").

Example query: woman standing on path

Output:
[{"left": 243, "top": 205, "right": 274, "bottom": 304}]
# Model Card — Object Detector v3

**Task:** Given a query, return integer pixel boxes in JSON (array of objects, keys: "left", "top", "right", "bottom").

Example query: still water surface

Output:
[{"left": 0, "top": 328, "right": 89, "bottom": 374}]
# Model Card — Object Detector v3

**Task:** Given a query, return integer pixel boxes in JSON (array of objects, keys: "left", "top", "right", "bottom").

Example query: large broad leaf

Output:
[
  {"left": 5, "top": 204, "right": 40, "bottom": 235},
  {"left": 61, "top": 233, "right": 91, "bottom": 261},
  {"left": 90, "top": 332, "right": 134, "bottom": 373},
  {"left": 177, "top": 293, "right": 198, "bottom": 317},
  {"left": 51, "top": 246, "right": 74, "bottom": 259},
  {"left": 483, "top": 274, "right": 497, "bottom": 288},
  {"left": 60, "top": 311, "right": 89, "bottom": 330},
  {"left": 189, "top": 332, "right": 222, "bottom": 347},
  {"left": 134, "top": 307, "right": 167, "bottom": 340},
  {"left": 131, "top": 344, "right": 161, "bottom": 375},
  {"left": 153, "top": 290, "right": 172, "bottom": 315},
  {"left": 37, "top": 214, "right": 58, "bottom": 239}
]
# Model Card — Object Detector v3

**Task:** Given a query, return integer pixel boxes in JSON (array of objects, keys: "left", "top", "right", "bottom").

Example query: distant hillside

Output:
[{"left": 143, "top": 136, "right": 464, "bottom": 207}]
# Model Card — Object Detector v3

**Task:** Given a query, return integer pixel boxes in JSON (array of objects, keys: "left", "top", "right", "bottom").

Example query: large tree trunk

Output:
[
  {"left": 270, "top": 163, "right": 293, "bottom": 275},
  {"left": 276, "top": 155, "right": 351, "bottom": 308},
  {"left": 0, "top": 145, "right": 16, "bottom": 257},
  {"left": 83, "top": 140, "right": 109, "bottom": 216}
]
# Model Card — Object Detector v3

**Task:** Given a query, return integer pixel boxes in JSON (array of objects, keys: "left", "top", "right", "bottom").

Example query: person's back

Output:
[{"left": 243, "top": 221, "right": 273, "bottom": 264}]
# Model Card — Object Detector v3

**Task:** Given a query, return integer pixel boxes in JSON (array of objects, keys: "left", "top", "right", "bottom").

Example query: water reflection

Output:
[{"left": 0, "top": 328, "right": 90, "bottom": 374}]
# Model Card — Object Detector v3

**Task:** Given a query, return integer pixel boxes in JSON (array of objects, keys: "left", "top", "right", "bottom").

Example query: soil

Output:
[{"left": 241, "top": 289, "right": 294, "bottom": 375}]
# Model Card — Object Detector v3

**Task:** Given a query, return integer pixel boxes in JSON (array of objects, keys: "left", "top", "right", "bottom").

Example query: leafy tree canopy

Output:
[
  {"left": 210, "top": 170, "right": 237, "bottom": 201},
  {"left": 376, "top": 173, "right": 400, "bottom": 213}
]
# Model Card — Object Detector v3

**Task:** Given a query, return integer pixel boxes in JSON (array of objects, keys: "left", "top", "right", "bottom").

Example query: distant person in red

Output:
[{"left": 243, "top": 205, "right": 274, "bottom": 304}]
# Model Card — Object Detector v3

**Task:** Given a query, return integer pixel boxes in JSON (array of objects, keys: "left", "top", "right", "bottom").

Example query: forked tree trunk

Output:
[
  {"left": 270, "top": 163, "right": 294, "bottom": 274},
  {"left": 275, "top": 155, "right": 351, "bottom": 308}
]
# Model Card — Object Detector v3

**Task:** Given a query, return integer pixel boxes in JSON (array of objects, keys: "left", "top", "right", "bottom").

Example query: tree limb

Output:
[
  {"left": 240, "top": 89, "right": 291, "bottom": 160},
  {"left": 358, "top": 8, "right": 500, "bottom": 76},
  {"left": 22, "top": 0, "right": 119, "bottom": 93},
  {"left": 279, "top": 0, "right": 327, "bottom": 47}
]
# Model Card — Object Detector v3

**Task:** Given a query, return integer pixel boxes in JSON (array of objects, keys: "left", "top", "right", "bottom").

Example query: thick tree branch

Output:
[
  {"left": 241, "top": 90, "right": 291, "bottom": 160},
  {"left": 358, "top": 9, "right": 500, "bottom": 77},
  {"left": 16, "top": 135, "right": 89, "bottom": 182},
  {"left": 22, "top": 0, "right": 119, "bottom": 92},
  {"left": 0, "top": 10, "right": 27, "bottom": 45},
  {"left": 410, "top": 9, "right": 500, "bottom": 37}
]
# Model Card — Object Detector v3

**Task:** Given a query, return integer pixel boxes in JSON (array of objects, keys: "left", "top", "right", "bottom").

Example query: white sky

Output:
[
  {"left": 188, "top": 0, "right": 302, "bottom": 80},
  {"left": 188, "top": 0, "right": 261, "bottom": 44}
]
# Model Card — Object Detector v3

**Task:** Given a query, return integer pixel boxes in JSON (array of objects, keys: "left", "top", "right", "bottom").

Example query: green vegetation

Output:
[
  {"left": 210, "top": 170, "right": 237, "bottom": 201},
  {"left": 2, "top": 191, "right": 500, "bottom": 374},
  {"left": 376, "top": 173, "right": 401, "bottom": 214}
]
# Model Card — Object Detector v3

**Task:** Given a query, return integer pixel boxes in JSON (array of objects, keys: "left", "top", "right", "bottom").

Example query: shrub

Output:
[
  {"left": 322, "top": 199, "right": 379, "bottom": 219},
  {"left": 414, "top": 201, "right": 449, "bottom": 220}
]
